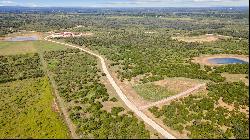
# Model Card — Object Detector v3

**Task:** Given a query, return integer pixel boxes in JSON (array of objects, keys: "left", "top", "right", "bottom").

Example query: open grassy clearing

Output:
[
  {"left": 133, "top": 77, "right": 207, "bottom": 102},
  {"left": 221, "top": 73, "right": 249, "bottom": 86},
  {"left": 0, "top": 77, "right": 69, "bottom": 139},
  {"left": 134, "top": 83, "right": 177, "bottom": 102},
  {"left": 153, "top": 77, "right": 206, "bottom": 93},
  {"left": 0, "top": 41, "right": 37, "bottom": 55},
  {"left": 171, "top": 34, "right": 230, "bottom": 43},
  {"left": 0, "top": 40, "right": 69, "bottom": 55}
]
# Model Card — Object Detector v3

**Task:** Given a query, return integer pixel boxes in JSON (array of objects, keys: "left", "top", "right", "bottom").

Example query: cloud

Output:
[
  {"left": 0, "top": 0, "right": 16, "bottom": 5},
  {"left": 0, "top": 0, "right": 248, "bottom": 7}
]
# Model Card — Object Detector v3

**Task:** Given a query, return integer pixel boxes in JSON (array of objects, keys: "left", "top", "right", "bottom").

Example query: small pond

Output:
[
  {"left": 208, "top": 58, "right": 248, "bottom": 64},
  {"left": 5, "top": 36, "right": 38, "bottom": 41}
]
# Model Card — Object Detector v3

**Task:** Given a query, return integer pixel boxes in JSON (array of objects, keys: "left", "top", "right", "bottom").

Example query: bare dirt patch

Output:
[
  {"left": 215, "top": 97, "right": 249, "bottom": 116},
  {"left": 81, "top": 32, "right": 94, "bottom": 37},
  {"left": 216, "top": 97, "right": 235, "bottom": 111},
  {"left": 52, "top": 98, "right": 60, "bottom": 113},
  {"left": 192, "top": 54, "right": 249, "bottom": 66},
  {"left": 172, "top": 34, "right": 230, "bottom": 43}
]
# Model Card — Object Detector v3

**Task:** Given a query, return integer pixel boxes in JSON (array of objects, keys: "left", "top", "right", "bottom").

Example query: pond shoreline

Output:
[{"left": 192, "top": 54, "right": 249, "bottom": 66}]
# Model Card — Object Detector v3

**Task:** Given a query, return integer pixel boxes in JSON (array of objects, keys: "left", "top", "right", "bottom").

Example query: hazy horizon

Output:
[{"left": 0, "top": 0, "right": 249, "bottom": 7}]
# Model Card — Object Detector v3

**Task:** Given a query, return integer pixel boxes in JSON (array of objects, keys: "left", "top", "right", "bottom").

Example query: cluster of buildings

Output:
[{"left": 50, "top": 32, "right": 83, "bottom": 38}]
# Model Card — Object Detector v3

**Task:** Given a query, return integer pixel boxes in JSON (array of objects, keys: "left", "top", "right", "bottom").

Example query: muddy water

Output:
[{"left": 5, "top": 36, "right": 38, "bottom": 41}]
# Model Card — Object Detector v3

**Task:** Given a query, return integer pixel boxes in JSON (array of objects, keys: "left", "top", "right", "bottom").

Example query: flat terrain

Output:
[
  {"left": 133, "top": 77, "right": 207, "bottom": 101},
  {"left": 192, "top": 54, "right": 249, "bottom": 66},
  {"left": 171, "top": 34, "right": 230, "bottom": 43},
  {"left": 0, "top": 77, "right": 69, "bottom": 138},
  {"left": 0, "top": 40, "right": 69, "bottom": 55},
  {"left": 0, "top": 7, "right": 249, "bottom": 139},
  {"left": 134, "top": 83, "right": 177, "bottom": 101},
  {"left": 44, "top": 37, "right": 174, "bottom": 139},
  {"left": 221, "top": 73, "right": 249, "bottom": 86}
]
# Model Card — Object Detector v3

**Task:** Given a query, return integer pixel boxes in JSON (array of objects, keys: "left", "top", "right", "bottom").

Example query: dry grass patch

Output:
[
  {"left": 154, "top": 77, "right": 206, "bottom": 93},
  {"left": 221, "top": 73, "right": 249, "bottom": 86},
  {"left": 134, "top": 77, "right": 207, "bottom": 102},
  {"left": 172, "top": 34, "right": 230, "bottom": 43},
  {"left": 0, "top": 41, "right": 37, "bottom": 55}
]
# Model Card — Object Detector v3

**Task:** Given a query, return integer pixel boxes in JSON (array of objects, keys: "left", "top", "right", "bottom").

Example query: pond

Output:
[
  {"left": 208, "top": 58, "right": 248, "bottom": 64},
  {"left": 5, "top": 36, "right": 38, "bottom": 41}
]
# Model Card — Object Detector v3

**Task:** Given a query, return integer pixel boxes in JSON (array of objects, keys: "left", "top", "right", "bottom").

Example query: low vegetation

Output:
[
  {"left": 0, "top": 44, "right": 71, "bottom": 138},
  {"left": 0, "top": 77, "right": 69, "bottom": 138},
  {"left": 149, "top": 82, "right": 249, "bottom": 139},
  {"left": 0, "top": 40, "right": 69, "bottom": 55},
  {"left": 0, "top": 53, "right": 44, "bottom": 83},
  {"left": 134, "top": 83, "right": 176, "bottom": 101},
  {"left": 44, "top": 49, "right": 150, "bottom": 139}
]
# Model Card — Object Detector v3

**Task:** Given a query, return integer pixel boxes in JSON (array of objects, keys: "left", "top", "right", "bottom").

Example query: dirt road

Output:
[
  {"left": 44, "top": 35, "right": 176, "bottom": 139},
  {"left": 139, "top": 83, "right": 206, "bottom": 110}
]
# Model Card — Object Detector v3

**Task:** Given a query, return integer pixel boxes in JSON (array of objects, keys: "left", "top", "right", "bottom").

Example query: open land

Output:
[{"left": 0, "top": 7, "right": 249, "bottom": 139}]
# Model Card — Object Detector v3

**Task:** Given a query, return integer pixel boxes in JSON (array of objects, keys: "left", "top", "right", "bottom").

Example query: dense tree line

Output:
[{"left": 214, "top": 64, "right": 249, "bottom": 74}]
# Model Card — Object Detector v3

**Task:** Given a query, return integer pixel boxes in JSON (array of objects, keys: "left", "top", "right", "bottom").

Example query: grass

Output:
[
  {"left": 153, "top": 77, "right": 206, "bottom": 93},
  {"left": 0, "top": 41, "right": 37, "bottom": 55},
  {"left": 0, "top": 77, "right": 69, "bottom": 139},
  {"left": 171, "top": 34, "right": 229, "bottom": 43},
  {"left": 221, "top": 73, "right": 249, "bottom": 86},
  {"left": 0, "top": 40, "right": 69, "bottom": 55},
  {"left": 133, "top": 83, "right": 177, "bottom": 102}
]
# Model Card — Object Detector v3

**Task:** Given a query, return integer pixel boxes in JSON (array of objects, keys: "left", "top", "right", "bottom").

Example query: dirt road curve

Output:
[
  {"left": 44, "top": 35, "right": 176, "bottom": 139},
  {"left": 139, "top": 83, "right": 206, "bottom": 110}
]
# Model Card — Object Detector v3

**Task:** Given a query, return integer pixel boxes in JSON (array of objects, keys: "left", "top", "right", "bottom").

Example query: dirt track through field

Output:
[
  {"left": 139, "top": 83, "right": 206, "bottom": 110},
  {"left": 38, "top": 51, "right": 79, "bottom": 139},
  {"left": 44, "top": 35, "right": 176, "bottom": 139}
]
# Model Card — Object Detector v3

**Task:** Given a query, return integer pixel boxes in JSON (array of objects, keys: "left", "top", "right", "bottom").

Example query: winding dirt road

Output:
[{"left": 44, "top": 35, "right": 176, "bottom": 139}]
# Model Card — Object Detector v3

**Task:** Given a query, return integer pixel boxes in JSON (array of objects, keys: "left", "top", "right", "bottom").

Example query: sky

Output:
[{"left": 0, "top": 0, "right": 249, "bottom": 7}]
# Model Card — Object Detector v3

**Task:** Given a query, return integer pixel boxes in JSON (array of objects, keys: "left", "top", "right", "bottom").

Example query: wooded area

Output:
[{"left": 44, "top": 49, "right": 150, "bottom": 138}]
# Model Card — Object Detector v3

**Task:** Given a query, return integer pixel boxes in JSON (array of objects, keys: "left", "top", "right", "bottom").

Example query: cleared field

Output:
[
  {"left": 134, "top": 83, "right": 177, "bottom": 101},
  {"left": 0, "top": 77, "right": 69, "bottom": 139},
  {"left": 221, "top": 73, "right": 249, "bottom": 86},
  {"left": 0, "top": 40, "right": 68, "bottom": 55},
  {"left": 0, "top": 41, "right": 37, "bottom": 55},
  {"left": 172, "top": 34, "right": 229, "bottom": 43},
  {"left": 133, "top": 77, "right": 206, "bottom": 102},
  {"left": 154, "top": 77, "right": 206, "bottom": 93}
]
